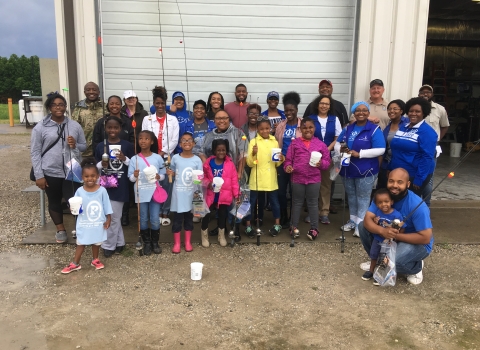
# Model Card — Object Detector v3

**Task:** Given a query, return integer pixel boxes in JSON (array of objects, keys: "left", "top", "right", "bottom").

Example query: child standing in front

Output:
[
  {"left": 94, "top": 116, "right": 134, "bottom": 258},
  {"left": 245, "top": 118, "right": 284, "bottom": 238},
  {"left": 128, "top": 130, "right": 166, "bottom": 256},
  {"left": 61, "top": 158, "right": 113, "bottom": 274},
  {"left": 201, "top": 139, "right": 240, "bottom": 247},
  {"left": 166, "top": 132, "right": 203, "bottom": 253},
  {"left": 362, "top": 188, "right": 404, "bottom": 284},
  {"left": 284, "top": 117, "right": 331, "bottom": 240}
]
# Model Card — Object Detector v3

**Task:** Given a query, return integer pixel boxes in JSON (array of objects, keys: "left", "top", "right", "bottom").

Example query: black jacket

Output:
[
  {"left": 121, "top": 102, "right": 148, "bottom": 136},
  {"left": 303, "top": 97, "right": 349, "bottom": 126},
  {"left": 92, "top": 114, "right": 135, "bottom": 152}
]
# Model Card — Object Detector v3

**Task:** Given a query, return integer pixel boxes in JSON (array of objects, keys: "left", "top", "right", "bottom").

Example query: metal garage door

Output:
[{"left": 101, "top": 0, "right": 356, "bottom": 112}]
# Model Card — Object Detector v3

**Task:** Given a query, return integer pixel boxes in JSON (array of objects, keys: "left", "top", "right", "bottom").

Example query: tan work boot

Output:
[
  {"left": 218, "top": 228, "right": 227, "bottom": 247},
  {"left": 201, "top": 229, "right": 210, "bottom": 248}
]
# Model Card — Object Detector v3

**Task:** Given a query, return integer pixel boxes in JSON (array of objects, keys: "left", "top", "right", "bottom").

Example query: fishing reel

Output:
[
  {"left": 228, "top": 229, "right": 236, "bottom": 248},
  {"left": 391, "top": 219, "right": 401, "bottom": 230},
  {"left": 135, "top": 235, "right": 143, "bottom": 256}
]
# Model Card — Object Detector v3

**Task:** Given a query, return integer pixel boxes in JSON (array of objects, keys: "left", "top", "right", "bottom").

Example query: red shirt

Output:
[
  {"left": 156, "top": 115, "right": 166, "bottom": 153},
  {"left": 300, "top": 137, "right": 311, "bottom": 149}
]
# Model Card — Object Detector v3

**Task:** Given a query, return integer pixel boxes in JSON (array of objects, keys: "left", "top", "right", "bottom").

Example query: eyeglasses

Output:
[
  {"left": 215, "top": 117, "right": 229, "bottom": 121},
  {"left": 354, "top": 109, "right": 369, "bottom": 113},
  {"left": 248, "top": 112, "right": 260, "bottom": 117},
  {"left": 51, "top": 103, "right": 66, "bottom": 108},
  {"left": 180, "top": 139, "right": 194, "bottom": 143},
  {"left": 319, "top": 102, "right": 330, "bottom": 106},
  {"left": 387, "top": 108, "right": 401, "bottom": 112}
]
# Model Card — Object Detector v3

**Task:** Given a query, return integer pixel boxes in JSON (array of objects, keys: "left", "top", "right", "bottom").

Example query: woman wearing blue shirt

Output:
[
  {"left": 388, "top": 97, "right": 437, "bottom": 198},
  {"left": 377, "top": 99, "right": 409, "bottom": 189},
  {"left": 337, "top": 101, "right": 386, "bottom": 237}
]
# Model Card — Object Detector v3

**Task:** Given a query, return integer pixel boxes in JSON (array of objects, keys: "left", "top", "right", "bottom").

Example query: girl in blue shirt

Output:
[
  {"left": 61, "top": 158, "right": 113, "bottom": 274},
  {"left": 128, "top": 131, "right": 166, "bottom": 255}
]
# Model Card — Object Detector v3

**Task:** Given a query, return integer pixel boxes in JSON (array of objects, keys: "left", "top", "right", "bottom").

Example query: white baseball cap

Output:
[{"left": 123, "top": 90, "right": 137, "bottom": 99}]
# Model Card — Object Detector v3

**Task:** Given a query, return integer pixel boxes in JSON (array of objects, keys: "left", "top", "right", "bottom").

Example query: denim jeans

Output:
[
  {"left": 246, "top": 190, "right": 280, "bottom": 221},
  {"left": 277, "top": 166, "right": 291, "bottom": 211},
  {"left": 343, "top": 174, "right": 377, "bottom": 223},
  {"left": 139, "top": 200, "right": 161, "bottom": 230},
  {"left": 358, "top": 222, "right": 430, "bottom": 275},
  {"left": 421, "top": 158, "right": 436, "bottom": 207}
]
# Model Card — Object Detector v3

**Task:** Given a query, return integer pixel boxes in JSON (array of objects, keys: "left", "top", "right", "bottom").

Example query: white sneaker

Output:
[
  {"left": 407, "top": 261, "right": 424, "bottom": 285},
  {"left": 340, "top": 220, "right": 356, "bottom": 231},
  {"left": 193, "top": 216, "right": 201, "bottom": 223},
  {"left": 353, "top": 226, "right": 360, "bottom": 237},
  {"left": 360, "top": 261, "right": 370, "bottom": 271}
]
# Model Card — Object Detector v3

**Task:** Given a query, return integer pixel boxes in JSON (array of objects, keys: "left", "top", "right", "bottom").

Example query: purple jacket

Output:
[{"left": 283, "top": 137, "right": 331, "bottom": 185}]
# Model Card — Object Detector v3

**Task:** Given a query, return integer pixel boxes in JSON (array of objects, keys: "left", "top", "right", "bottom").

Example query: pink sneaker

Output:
[
  {"left": 91, "top": 259, "right": 105, "bottom": 270},
  {"left": 61, "top": 262, "right": 81, "bottom": 274}
]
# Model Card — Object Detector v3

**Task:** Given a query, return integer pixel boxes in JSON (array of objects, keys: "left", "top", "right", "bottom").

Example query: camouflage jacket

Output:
[{"left": 71, "top": 99, "right": 106, "bottom": 156}]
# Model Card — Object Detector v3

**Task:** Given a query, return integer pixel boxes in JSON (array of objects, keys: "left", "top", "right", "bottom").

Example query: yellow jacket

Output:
[{"left": 246, "top": 134, "right": 283, "bottom": 191}]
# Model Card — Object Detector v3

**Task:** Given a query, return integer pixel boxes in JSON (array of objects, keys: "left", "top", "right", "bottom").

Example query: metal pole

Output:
[
  {"left": 8, "top": 98, "right": 14, "bottom": 127},
  {"left": 40, "top": 190, "right": 46, "bottom": 226}
]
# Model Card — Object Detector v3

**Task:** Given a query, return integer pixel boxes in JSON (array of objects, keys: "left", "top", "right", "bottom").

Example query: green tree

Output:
[{"left": 0, "top": 54, "right": 41, "bottom": 103}]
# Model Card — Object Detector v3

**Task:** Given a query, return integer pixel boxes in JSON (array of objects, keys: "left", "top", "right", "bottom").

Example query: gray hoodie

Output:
[
  {"left": 31, "top": 115, "right": 87, "bottom": 179},
  {"left": 201, "top": 123, "right": 247, "bottom": 167}
]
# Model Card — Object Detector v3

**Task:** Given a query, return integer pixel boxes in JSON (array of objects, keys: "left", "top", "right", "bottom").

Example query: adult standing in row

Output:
[
  {"left": 206, "top": 92, "right": 225, "bottom": 121},
  {"left": 377, "top": 99, "right": 409, "bottom": 189},
  {"left": 31, "top": 93, "right": 87, "bottom": 243},
  {"left": 122, "top": 90, "right": 148, "bottom": 136},
  {"left": 262, "top": 91, "right": 285, "bottom": 131},
  {"left": 303, "top": 80, "right": 349, "bottom": 126},
  {"left": 142, "top": 86, "right": 180, "bottom": 226},
  {"left": 418, "top": 84, "right": 450, "bottom": 207},
  {"left": 309, "top": 95, "right": 342, "bottom": 225},
  {"left": 71, "top": 82, "right": 105, "bottom": 157},
  {"left": 274, "top": 92, "right": 302, "bottom": 228},
  {"left": 224, "top": 84, "right": 250, "bottom": 128},
  {"left": 166, "top": 91, "right": 192, "bottom": 154},
  {"left": 338, "top": 102, "right": 386, "bottom": 237},
  {"left": 388, "top": 97, "right": 437, "bottom": 200},
  {"left": 364, "top": 79, "right": 389, "bottom": 130},
  {"left": 185, "top": 99, "right": 215, "bottom": 156}
]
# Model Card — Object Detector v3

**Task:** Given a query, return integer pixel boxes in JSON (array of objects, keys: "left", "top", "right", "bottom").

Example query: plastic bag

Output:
[
  {"left": 192, "top": 183, "right": 210, "bottom": 218},
  {"left": 65, "top": 158, "right": 83, "bottom": 183},
  {"left": 230, "top": 184, "right": 251, "bottom": 219},
  {"left": 373, "top": 240, "right": 397, "bottom": 286},
  {"left": 330, "top": 153, "right": 342, "bottom": 181}
]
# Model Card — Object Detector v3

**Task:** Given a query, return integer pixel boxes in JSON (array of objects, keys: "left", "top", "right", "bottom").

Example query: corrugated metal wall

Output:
[
  {"left": 354, "top": 0, "right": 430, "bottom": 103},
  {"left": 100, "top": 0, "right": 356, "bottom": 111}
]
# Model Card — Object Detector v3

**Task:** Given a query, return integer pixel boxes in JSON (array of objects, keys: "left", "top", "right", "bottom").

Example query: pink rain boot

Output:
[
  {"left": 184, "top": 230, "right": 193, "bottom": 252},
  {"left": 172, "top": 232, "right": 181, "bottom": 254}
]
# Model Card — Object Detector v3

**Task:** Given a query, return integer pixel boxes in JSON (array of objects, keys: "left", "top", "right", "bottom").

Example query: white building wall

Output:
[
  {"left": 354, "top": 0, "right": 430, "bottom": 104},
  {"left": 54, "top": 0, "right": 71, "bottom": 107}
]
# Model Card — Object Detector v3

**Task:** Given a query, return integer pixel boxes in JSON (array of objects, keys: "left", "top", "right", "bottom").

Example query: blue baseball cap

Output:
[{"left": 267, "top": 91, "right": 279, "bottom": 100}]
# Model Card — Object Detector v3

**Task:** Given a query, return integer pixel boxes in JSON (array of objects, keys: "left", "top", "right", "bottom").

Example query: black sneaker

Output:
[
  {"left": 269, "top": 224, "right": 282, "bottom": 237},
  {"left": 103, "top": 249, "right": 115, "bottom": 258},
  {"left": 307, "top": 228, "right": 319, "bottom": 241},
  {"left": 362, "top": 271, "right": 373, "bottom": 281},
  {"left": 115, "top": 246, "right": 125, "bottom": 255}
]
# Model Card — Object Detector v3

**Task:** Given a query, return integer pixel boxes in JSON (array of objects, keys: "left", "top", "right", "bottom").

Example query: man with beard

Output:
[
  {"left": 303, "top": 79, "right": 349, "bottom": 126},
  {"left": 418, "top": 84, "right": 450, "bottom": 207},
  {"left": 72, "top": 82, "right": 106, "bottom": 156},
  {"left": 224, "top": 84, "right": 250, "bottom": 128},
  {"left": 358, "top": 168, "right": 433, "bottom": 285}
]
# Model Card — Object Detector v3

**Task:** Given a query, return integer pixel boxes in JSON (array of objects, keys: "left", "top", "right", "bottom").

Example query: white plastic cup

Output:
[
  {"left": 192, "top": 170, "right": 204, "bottom": 184},
  {"left": 143, "top": 165, "right": 158, "bottom": 183},
  {"left": 68, "top": 197, "right": 83, "bottom": 215},
  {"left": 191, "top": 262, "right": 204, "bottom": 280},
  {"left": 309, "top": 151, "right": 322, "bottom": 167},
  {"left": 109, "top": 145, "right": 121, "bottom": 159},
  {"left": 341, "top": 153, "right": 351, "bottom": 166},
  {"left": 271, "top": 148, "right": 281, "bottom": 162},
  {"left": 212, "top": 177, "right": 224, "bottom": 193}
]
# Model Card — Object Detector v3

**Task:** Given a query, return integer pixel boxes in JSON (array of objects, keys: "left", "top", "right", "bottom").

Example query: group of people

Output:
[{"left": 30, "top": 78, "right": 444, "bottom": 285}]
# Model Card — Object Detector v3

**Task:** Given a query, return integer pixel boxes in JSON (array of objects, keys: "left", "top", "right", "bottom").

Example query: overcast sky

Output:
[{"left": 0, "top": 0, "right": 57, "bottom": 58}]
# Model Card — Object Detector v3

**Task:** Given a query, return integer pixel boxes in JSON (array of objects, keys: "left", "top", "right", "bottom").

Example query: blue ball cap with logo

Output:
[{"left": 267, "top": 91, "right": 279, "bottom": 100}]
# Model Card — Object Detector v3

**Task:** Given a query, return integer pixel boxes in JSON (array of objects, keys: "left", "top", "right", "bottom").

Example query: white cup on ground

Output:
[
  {"left": 192, "top": 170, "right": 204, "bottom": 185},
  {"left": 143, "top": 165, "right": 158, "bottom": 183},
  {"left": 212, "top": 177, "right": 224, "bottom": 193},
  {"left": 68, "top": 197, "right": 83, "bottom": 215},
  {"left": 271, "top": 148, "right": 281, "bottom": 162},
  {"left": 191, "top": 262, "right": 204, "bottom": 280},
  {"left": 309, "top": 151, "right": 322, "bottom": 167},
  {"left": 341, "top": 153, "right": 351, "bottom": 166}
]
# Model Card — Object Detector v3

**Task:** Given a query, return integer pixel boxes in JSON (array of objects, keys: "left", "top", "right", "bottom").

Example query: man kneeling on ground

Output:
[{"left": 358, "top": 168, "right": 433, "bottom": 285}]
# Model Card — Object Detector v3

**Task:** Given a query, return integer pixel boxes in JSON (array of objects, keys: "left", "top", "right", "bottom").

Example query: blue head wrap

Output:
[{"left": 350, "top": 101, "right": 370, "bottom": 114}]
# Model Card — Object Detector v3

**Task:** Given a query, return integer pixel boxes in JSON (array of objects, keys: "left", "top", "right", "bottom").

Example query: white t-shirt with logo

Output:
[
  {"left": 317, "top": 116, "right": 342, "bottom": 140},
  {"left": 170, "top": 154, "right": 204, "bottom": 213}
]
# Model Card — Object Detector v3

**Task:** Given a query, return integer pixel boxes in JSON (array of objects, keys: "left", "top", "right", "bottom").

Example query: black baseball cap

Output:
[{"left": 370, "top": 79, "right": 384, "bottom": 88}]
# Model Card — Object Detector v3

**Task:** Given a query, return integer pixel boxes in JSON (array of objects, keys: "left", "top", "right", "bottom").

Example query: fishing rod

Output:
[
  {"left": 131, "top": 119, "right": 143, "bottom": 255},
  {"left": 97, "top": 0, "right": 109, "bottom": 169},
  {"left": 393, "top": 138, "right": 480, "bottom": 228},
  {"left": 254, "top": 124, "right": 262, "bottom": 246},
  {"left": 173, "top": 0, "right": 190, "bottom": 111}
]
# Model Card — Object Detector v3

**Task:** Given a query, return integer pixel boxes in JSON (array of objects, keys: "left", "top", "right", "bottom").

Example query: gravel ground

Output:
[{"left": 1, "top": 134, "right": 480, "bottom": 350}]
